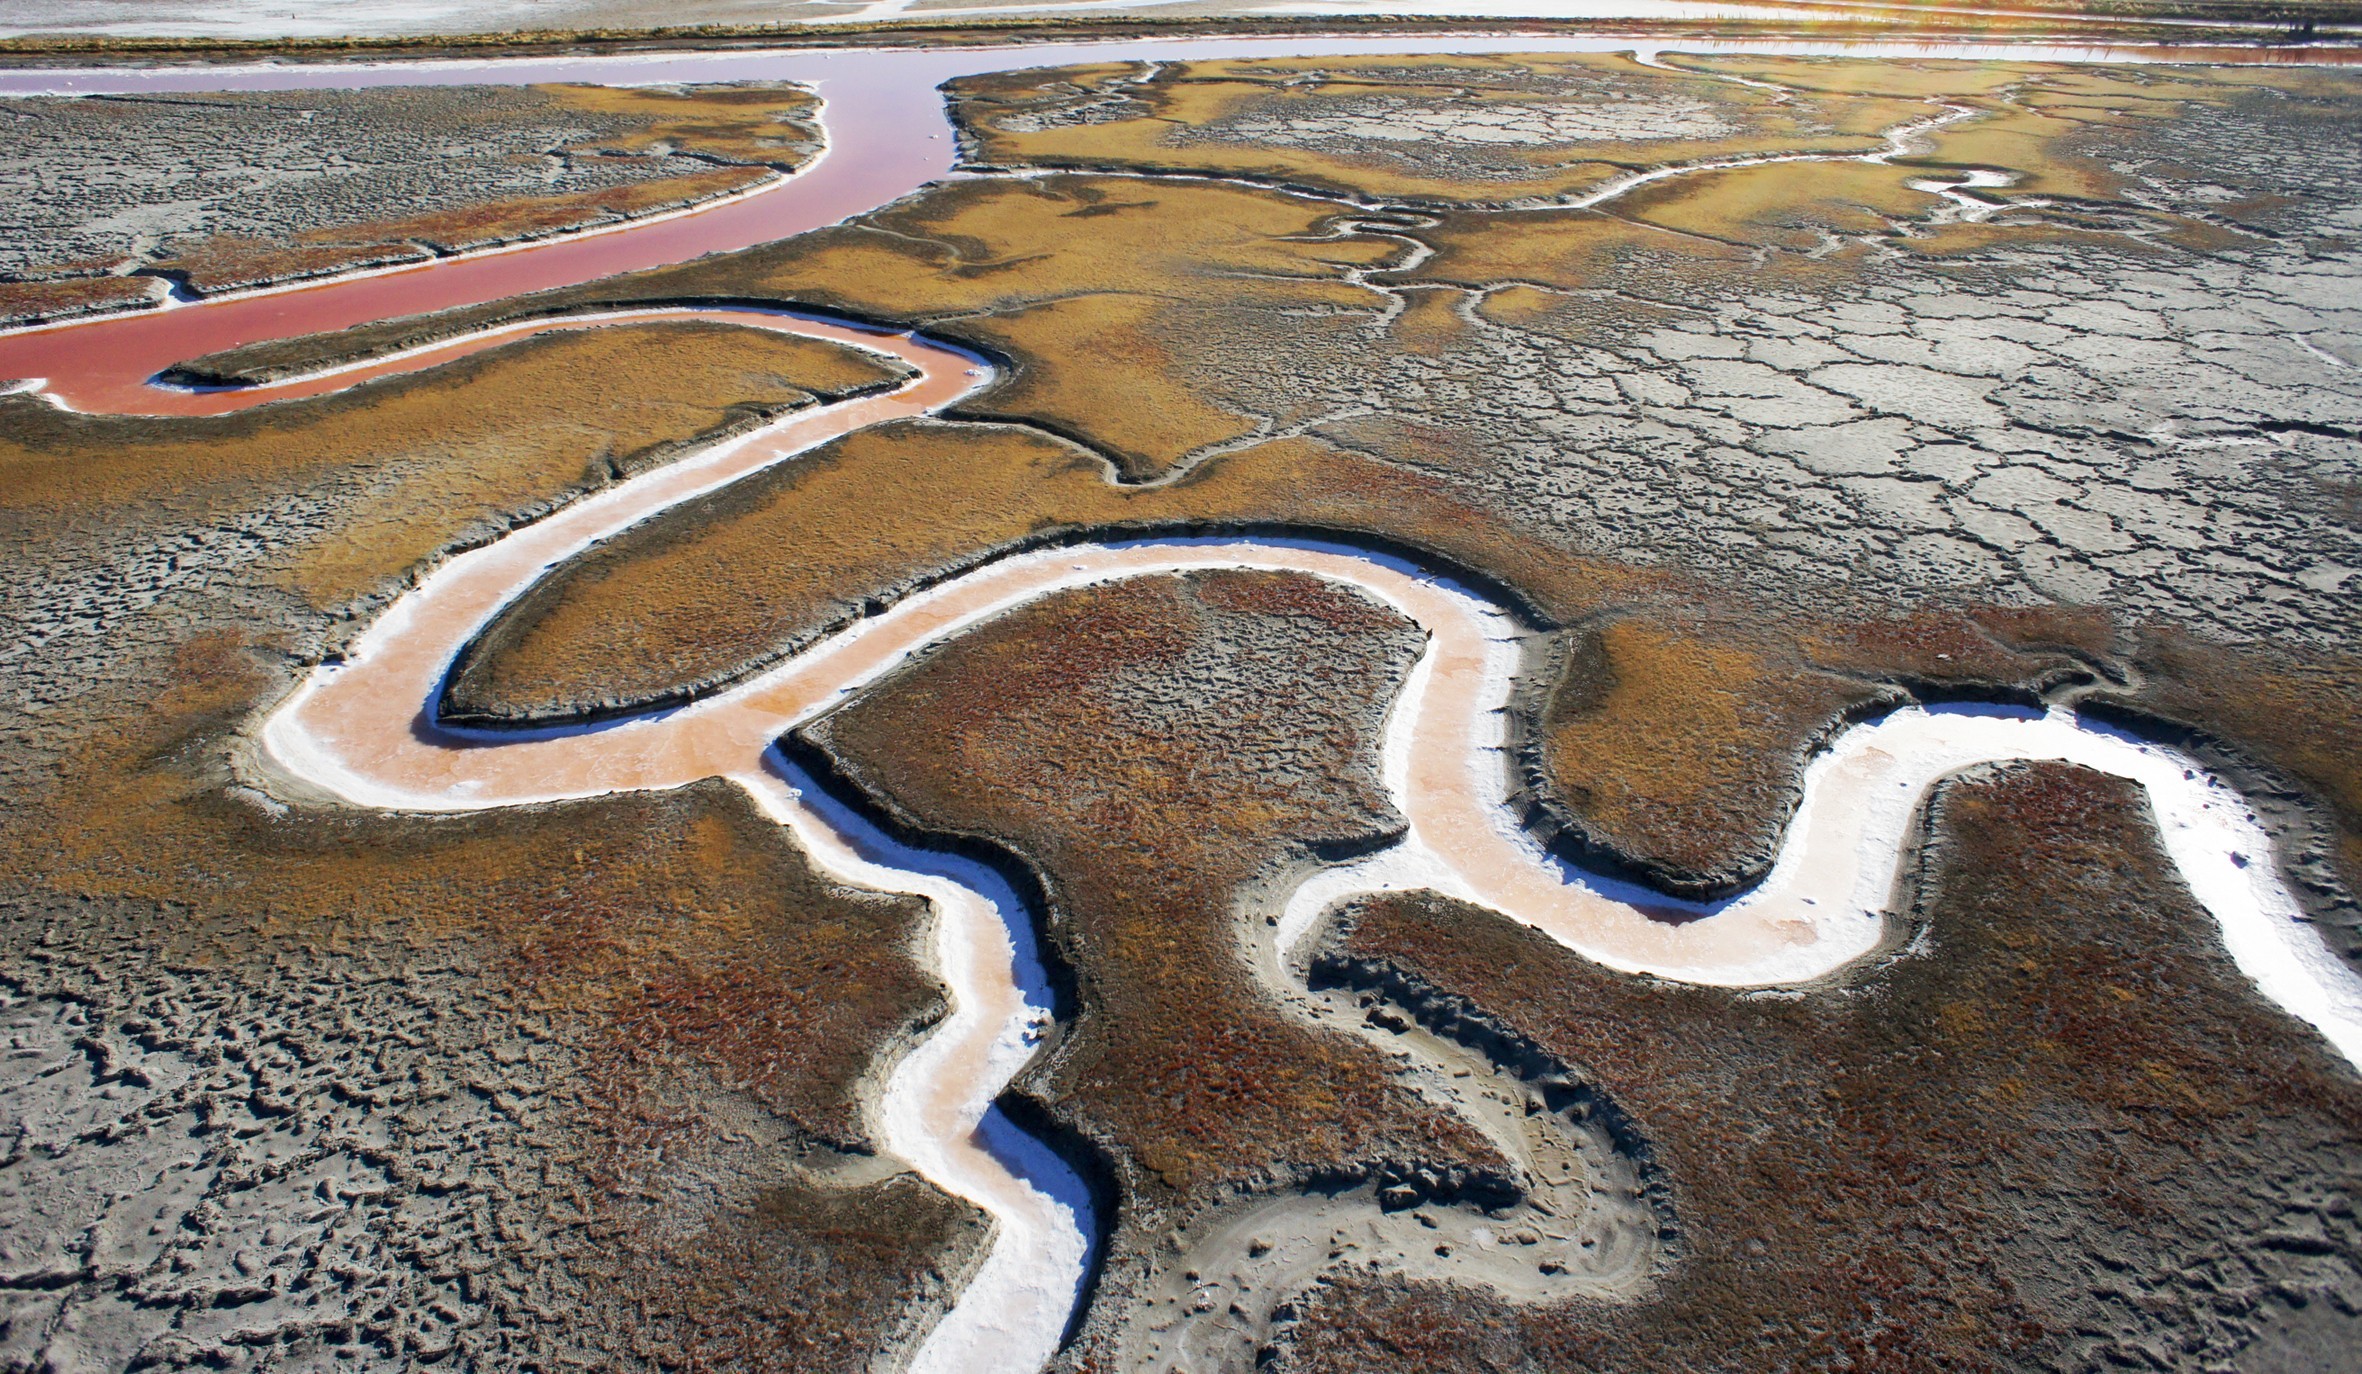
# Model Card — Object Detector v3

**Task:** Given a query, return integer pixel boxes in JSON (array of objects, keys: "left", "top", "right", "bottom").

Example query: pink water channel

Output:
[{"left": 1, "top": 30, "right": 2354, "bottom": 413}]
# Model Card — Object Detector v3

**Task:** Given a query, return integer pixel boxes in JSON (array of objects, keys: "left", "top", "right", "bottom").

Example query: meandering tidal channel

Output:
[{"left": 6, "top": 29, "right": 2362, "bottom": 1372}]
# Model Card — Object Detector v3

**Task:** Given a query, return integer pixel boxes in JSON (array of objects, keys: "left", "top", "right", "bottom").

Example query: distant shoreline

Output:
[{"left": 2, "top": 9, "right": 2355, "bottom": 69}]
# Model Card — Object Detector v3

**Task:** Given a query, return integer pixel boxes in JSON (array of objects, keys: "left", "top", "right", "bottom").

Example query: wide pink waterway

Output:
[{"left": 3, "top": 31, "right": 2354, "bottom": 412}]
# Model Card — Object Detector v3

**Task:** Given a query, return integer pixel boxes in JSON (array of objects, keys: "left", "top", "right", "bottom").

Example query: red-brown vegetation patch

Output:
[
  {"left": 3, "top": 628, "right": 975, "bottom": 1360},
  {"left": 20, "top": 632, "right": 940, "bottom": 1148},
  {"left": 0, "top": 310, "right": 969, "bottom": 1358},
  {"left": 1296, "top": 763, "right": 2362, "bottom": 1370},
  {"left": 802, "top": 570, "right": 1505, "bottom": 1283},
  {"left": 600, "top": 1173, "right": 988, "bottom": 1374},
  {"left": 160, "top": 237, "right": 435, "bottom": 294},
  {"left": 1799, "top": 605, "right": 2098, "bottom": 688},
  {"left": 356, "top": 162, "right": 773, "bottom": 257}
]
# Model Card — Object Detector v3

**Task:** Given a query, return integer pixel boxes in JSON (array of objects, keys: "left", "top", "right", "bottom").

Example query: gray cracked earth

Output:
[
  {"left": 1146, "top": 59, "right": 1788, "bottom": 186},
  {"left": 1265, "top": 243, "right": 2362, "bottom": 646},
  {"left": 0, "top": 86, "right": 768, "bottom": 282},
  {"left": 1194, "top": 97, "right": 2362, "bottom": 651},
  {"left": 1, "top": 938, "right": 565, "bottom": 1370}
]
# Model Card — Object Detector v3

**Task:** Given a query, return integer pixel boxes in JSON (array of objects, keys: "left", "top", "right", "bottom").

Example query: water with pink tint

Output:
[{"left": 3, "top": 32, "right": 2352, "bottom": 413}]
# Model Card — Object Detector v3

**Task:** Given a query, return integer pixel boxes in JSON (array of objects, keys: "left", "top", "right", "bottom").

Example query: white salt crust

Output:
[{"left": 206, "top": 308, "right": 2362, "bottom": 1373}]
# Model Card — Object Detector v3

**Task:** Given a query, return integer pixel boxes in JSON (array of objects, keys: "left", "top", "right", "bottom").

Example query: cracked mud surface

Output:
[
  {"left": 1303, "top": 243, "right": 2362, "bottom": 648},
  {"left": 0, "top": 782, "right": 988, "bottom": 1372},
  {"left": 443, "top": 58, "right": 2353, "bottom": 919},
  {"left": 0, "top": 82, "right": 820, "bottom": 325},
  {"left": 5, "top": 46, "right": 2362, "bottom": 1373},
  {"left": 953, "top": 57, "right": 2361, "bottom": 642},
  {"left": 1198, "top": 87, "right": 1735, "bottom": 149},
  {"left": 0, "top": 319, "right": 904, "bottom": 734},
  {"left": 389, "top": 59, "right": 2362, "bottom": 940},
  {"left": 1285, "top": 764, "right": 2362, "bottom": 1371},
  {"left": 273, "top": 59, "right": 2362, "bottom": 658}
]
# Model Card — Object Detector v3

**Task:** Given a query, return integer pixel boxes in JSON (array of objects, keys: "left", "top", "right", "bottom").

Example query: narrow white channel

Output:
[{"left": 226, "top": 314, "right": 2362, "bottom": 1371}]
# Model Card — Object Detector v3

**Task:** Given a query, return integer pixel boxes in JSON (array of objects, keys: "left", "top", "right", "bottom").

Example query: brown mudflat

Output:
[
  {"left": 0, "top": 317, "right": 966, "bottom": 1368},
  {"left": 1296, "top": 764, "right": 2362, "bottom": 1372},
  {"left": 801, "top": 570, "right": 1524, "bottom": 1345},
  {"left": 333, "top": 60, "right": 2362, "bottom": 968}
]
